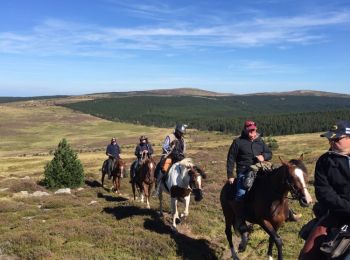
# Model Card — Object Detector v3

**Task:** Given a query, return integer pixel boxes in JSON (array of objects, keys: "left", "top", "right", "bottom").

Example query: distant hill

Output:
[{"left": 249, "top": 89, "right": 350, "bottom": 98}]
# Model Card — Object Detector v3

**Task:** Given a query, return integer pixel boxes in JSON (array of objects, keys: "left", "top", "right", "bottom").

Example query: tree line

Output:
[{"left": 62, "top": 95, "right": 350, "bottom": 136}]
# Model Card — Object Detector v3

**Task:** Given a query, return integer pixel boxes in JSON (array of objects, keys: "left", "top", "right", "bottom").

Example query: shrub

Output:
[
  {"left": 265, "top": 136, "right": 279, "bottom": 150},
  {"left": 43, "top": 139, "right": 84, "bottom": 189}
]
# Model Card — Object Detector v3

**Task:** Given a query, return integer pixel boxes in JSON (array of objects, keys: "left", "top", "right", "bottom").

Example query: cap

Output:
[
  {"left": 244, "top": 120, "right": 257, "bottom": 131},
  {"left": 320, "top": 120, "right": 350, "bottom": 139}
]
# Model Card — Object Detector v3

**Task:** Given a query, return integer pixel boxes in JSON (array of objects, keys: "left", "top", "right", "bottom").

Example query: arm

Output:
[
  {"left": 148, "top": 144, "right": 154, "bottom": 155},
  {"left": 314, "top": 158, "right": 350, "bottom": 215},
  {"left": 162, "top": 136, "right": 172, "bottom": 154},
  {"left": 261, "top": 140, "right": 272, "bottom": 161},
  {"left": 134, "top": 145, "right": 139, "bottom": 157}
]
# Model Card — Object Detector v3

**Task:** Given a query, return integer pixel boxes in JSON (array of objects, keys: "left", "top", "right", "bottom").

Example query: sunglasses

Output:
[{"left": 330, "top": 136, "right": 347, "bottom": 143}]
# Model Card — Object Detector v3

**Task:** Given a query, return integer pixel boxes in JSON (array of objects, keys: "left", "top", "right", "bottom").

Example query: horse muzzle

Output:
[
  {"left": 192, "top": 188, "right": 203, "bottom": 202},
  {"left": 299, "top": 196, "right": 310, "bottom": 208}
]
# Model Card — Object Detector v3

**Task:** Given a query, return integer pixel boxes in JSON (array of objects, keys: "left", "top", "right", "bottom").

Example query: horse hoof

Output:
[
  {"left": 238, "top": 242, "right": 247, "bottom": 253},
  {"left": 175, "top": 218, "right": 181, "bottom": 225}
]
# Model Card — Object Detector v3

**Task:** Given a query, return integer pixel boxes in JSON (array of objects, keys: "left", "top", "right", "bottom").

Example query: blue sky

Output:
[{"left": 0, "top": 0, "right": 349, "bottom": 96}]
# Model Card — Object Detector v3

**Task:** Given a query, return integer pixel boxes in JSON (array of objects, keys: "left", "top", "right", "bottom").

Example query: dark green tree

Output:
[{"left": 43, "top": 139, "right": 84, "bottom": 188}]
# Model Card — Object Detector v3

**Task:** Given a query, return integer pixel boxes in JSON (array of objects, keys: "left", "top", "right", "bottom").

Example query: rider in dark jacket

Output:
[
  {"left": 106, "top": 137, "right": 121, "bottom": 179},
  {"left": 130, "top": 136, "right": 154, "bottom": 181},
  {"left": 299, "top": 120, "right": 350, "bottom": 259}
]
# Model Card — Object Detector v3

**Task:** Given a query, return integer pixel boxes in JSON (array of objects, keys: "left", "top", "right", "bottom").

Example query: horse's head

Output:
[
  {"left": 281, "top": 154, "right": 313, "bottom": 207},
  {"left": 141, "top": 157, "right": 156, "bottom": 181},
  {"left": 188, "top": 165, "right": 206, "bottom": 202},
  {"left": 113, "top": 158, "right": 126, "bottom": 177}
]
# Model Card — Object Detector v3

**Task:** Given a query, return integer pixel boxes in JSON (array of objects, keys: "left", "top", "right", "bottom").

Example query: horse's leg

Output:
[
  {"left": 143, "top": 183, "right": 150, "bottom": 209},
  {"left": 158, "top": 186, "right": 164, "bottom": 216},
  {"left": 171, "top": 197, "right": 179, "bottom": 231},
  {"left": 101, "top": 172, "right": 105, "bottom": 187},
  {"left": 268, "top": 236, "right": 274, "bottom": 260},
  {"left": 223, "top": 200, "right": 239, "bottom": 260},
  {"left": 260, "top": 220, "right": 283, "bottom": 260},
  {"left": 117, "top": 177, "right": 121, "bottom": 194},
  {"left": 132, "top": 181, "right": 136, "bottom": 200},
  {"left": 180, "top": 195, "right": 190, "bottom": 218}
]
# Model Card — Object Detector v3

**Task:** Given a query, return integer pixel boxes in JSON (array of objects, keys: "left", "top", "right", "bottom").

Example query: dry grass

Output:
[{"left": 0, "top": 99, "right": 329, "bottom": 259}]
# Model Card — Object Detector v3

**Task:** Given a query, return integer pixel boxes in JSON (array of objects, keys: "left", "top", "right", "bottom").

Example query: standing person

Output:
[
  {"left": 226, "top": 120, "right": 273, "bottom": 243},
  {"left": 130, "top": 135, "right": 154, "bottom": 182},
  {"left": 153, "top": 123, "right": 187, "bottom": 196},
  {"left": 105, "top": 137, "right": 121, "bottom": 179},
  {"left": 299, "top": 120, "right": 350, "bottom": 260}
]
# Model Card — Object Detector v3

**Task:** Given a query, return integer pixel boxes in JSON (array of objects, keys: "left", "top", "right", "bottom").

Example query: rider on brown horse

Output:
[
  {"left": 226, "top": 120, "right": 273, "bottom": 248},
  {"left": 105, "top": 137, "right": 121, "bottom": 180},
  {"left": 299, "top": 120, "right": 350, "bottom": 260},
  {"left": 130, "top": 135, "right": 154, "bottom": 182},
  {"left": 154, "top": 123, "right": 187, "bottom": 196}
]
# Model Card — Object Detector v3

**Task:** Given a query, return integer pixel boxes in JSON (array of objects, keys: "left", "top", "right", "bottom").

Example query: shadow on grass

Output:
[
  {"left": 85, "top": 179, "right": 101, "bottom": 188},
  {"left": 103, "top": 205, "right": 219, "bottom": 259},
  {"left": 97, "top": 192, "right": 128, "bottom": 202}
]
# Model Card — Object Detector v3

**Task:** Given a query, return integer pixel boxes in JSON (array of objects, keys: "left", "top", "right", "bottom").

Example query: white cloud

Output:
[{"left": 0, "top": 10, "right": 349, "bottom": 56}]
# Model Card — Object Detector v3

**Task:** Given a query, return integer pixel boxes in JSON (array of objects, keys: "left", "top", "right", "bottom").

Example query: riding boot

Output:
[{"left": 234, "top": 200, "right": 249, "bottom": 252}]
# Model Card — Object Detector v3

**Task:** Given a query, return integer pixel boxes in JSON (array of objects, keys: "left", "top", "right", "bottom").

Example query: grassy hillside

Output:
[
  {"left": 62, "top": 95, "right": 350, "bottom": 136},
  {"left": 0, "top": 99, "right": 330, "bottom": 259}
]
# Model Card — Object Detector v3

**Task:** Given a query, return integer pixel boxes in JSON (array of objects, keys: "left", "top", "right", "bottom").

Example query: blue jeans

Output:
[{"left": 235, "top": 171, "right": 249, "bottom": 201}]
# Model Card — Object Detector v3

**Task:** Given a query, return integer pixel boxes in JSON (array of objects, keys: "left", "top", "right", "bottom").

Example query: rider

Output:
[
  {"left": 130, "top": 135, "right": 154, "bottom": 182},
  {"left": 153, "top": 123, "right": 187, "bottom": 195},
  {"left": 299, "top": 120, "right": 350, "bottom": 259},
  {"left": 226, "top": 120, "right": 272, "bottom": 248},
  {"left": 105, "top": 137, "right": 121, "bottom": 179}
]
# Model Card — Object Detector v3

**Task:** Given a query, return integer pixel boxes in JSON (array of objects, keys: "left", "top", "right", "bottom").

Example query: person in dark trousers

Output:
[
  {"left": 130, "top": 135, "right": 154, "bottom": 182},
  {"left": 299, "top": 120, "right": 350, "bottom": 259},
  {"left": 105, "top": 137, "right": 121, "bottom": 179}
]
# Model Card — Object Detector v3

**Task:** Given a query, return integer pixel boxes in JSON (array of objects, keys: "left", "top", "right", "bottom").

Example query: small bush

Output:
[
  {"left": 43, "top": 139, "right": 84, "bottom": 189},
  {"left": 265, "top": 136, "right": 279, "bottom": 150}
]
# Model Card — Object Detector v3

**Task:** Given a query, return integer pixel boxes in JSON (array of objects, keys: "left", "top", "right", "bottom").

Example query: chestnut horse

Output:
[
  {"left": 131, "top": 152, "right": 156, "bottom": 209},
  {"left": 157, "top": 158, "right": 206, "bottom": 232},
  {"left": 220, "top": 155, "right": 313, "bottom": 260},
  {"left": 101, "top": 158, "right": 126, "bottom": 194}
]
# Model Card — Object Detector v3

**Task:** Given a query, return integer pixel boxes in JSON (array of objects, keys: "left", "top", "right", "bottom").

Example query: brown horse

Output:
[
  {"left": 220, "top": 155, "right": 313, "bottom": 260},
  {"left": 101, "top": 158, "right": 126, "bottom": 194},
  {"left": 131, "top": 152, "right": 156, "bottom": 209}
]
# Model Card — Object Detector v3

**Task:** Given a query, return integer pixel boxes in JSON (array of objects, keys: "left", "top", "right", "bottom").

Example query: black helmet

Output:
[{"left": 175, "top": 124, "right": 187, "bottom": 135}]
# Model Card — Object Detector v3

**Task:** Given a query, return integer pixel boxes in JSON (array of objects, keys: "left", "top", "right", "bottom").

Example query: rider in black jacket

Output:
[{"left": 299, "top": 120, "right": 350, "bottom": 259}]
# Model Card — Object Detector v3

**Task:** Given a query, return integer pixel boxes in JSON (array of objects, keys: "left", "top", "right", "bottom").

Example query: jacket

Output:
[
  {"left": 314, "top": 151, "right": 350, "bottom": 220},
  {"left": 135, "top": 143, "right": 154, "bottom": 159},
  {"left": 106, "top": 143, "right": 121, "bottom": 158},
  {"left": 227, "top": 133, "right": 272, "bottom": 178}
]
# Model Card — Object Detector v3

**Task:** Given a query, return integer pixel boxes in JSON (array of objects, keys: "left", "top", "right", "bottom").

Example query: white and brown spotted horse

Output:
[{"left": 157, "top": 158, "right": 206, "bottom": 231}]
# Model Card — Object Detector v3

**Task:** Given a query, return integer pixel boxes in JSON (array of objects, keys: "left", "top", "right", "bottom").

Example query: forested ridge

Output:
[{"left": 63, "top": 95, "right": 350, "bottom": 136}]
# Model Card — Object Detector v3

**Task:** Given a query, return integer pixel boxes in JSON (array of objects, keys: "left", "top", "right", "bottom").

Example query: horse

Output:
[
  {"left": 131, "top": 152, "right": 156, "bottom": 209},
  {"left": 157, "top": 158, "right": 207, "bottom": 232},
  {"left": 101, "top": 158, "right": 126, "bottom": 194},
  {"left": 220, "top": 155, "right": 313, "bottom": 260}
]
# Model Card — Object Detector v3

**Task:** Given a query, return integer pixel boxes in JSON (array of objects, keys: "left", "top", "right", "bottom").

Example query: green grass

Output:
[{"left": 0, "top": 99, "right": 329, "bottom": 259}]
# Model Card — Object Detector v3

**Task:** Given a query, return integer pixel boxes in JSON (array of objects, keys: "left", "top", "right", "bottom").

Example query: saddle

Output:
[{"left": 320, "top": 224, "right": 350, "bottom": 259}]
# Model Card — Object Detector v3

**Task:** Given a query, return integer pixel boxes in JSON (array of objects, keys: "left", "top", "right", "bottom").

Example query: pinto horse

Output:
[
  {"left": 157, "top": 158, "right": 206, "bottom": 232},
  {"left": 101, "top": 158, "right": 126, "bottom": 194},
  {"left": 131, "top": 152, "right": 156, "bottom": 209},
  {"left": 220, "top": 155, "right": 313, "bottom": 260}
]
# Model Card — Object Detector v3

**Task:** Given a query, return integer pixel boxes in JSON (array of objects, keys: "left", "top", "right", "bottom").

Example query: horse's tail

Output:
[{"left": 102, "top": 160, "right": 108, "bottom": 174}]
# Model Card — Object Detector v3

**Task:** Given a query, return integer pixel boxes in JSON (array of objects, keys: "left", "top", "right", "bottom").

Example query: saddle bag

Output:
[
  {"left": 243, "top": 171, "right": 256, "bottom": 190},
  {"left": 320, "top": 224, "right": 350, "bottom": 259}
]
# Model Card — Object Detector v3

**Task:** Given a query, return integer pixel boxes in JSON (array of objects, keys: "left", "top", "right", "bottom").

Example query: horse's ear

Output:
[
  {"left": 299, "top": 153, "right": 304, "bottom": 161},
  {"left": 279, "top": 156, "right": 287, "bottom": 165}
]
